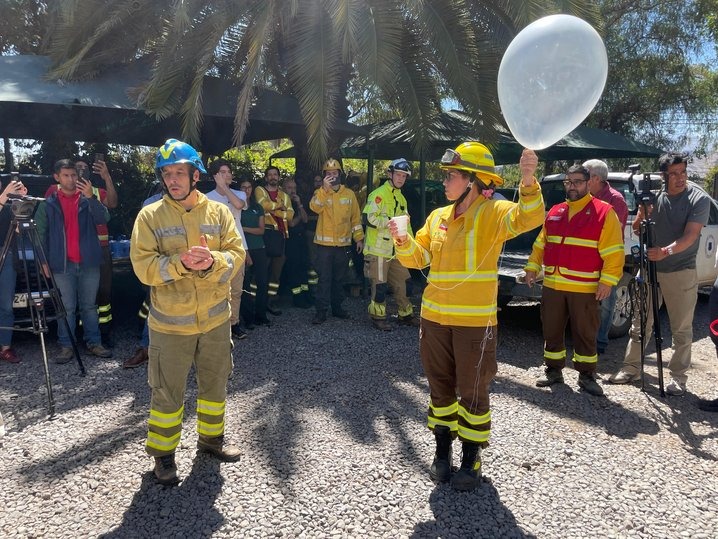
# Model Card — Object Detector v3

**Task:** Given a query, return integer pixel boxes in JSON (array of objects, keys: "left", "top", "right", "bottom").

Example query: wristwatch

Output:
[{"left": 662, "top": 245, "right": 674, "bottom": 256}]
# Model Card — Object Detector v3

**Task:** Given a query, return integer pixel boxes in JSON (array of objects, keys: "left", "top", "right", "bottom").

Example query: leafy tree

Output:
[
  {"left": 589, "top": 0, "right": 718, "bottom": 154},
  {"left": 0, "top": 0, "right": 52, "bottom": 54},
  {"left": 44, "top": 0, "right": 596, "bottom": 175}
]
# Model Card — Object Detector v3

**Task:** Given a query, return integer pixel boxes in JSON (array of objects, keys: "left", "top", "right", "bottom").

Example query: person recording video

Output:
[
  {"left": 609, "top": 152, "right": 711, "bottom": 396},
  {"left": 0, "top": 176, "right": 28, "bottom": 364}
]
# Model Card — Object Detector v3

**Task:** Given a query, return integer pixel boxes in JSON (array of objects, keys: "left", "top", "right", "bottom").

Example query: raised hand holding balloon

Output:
[{"left": 497, "top": 14, "right": 608, "bottom": 150}]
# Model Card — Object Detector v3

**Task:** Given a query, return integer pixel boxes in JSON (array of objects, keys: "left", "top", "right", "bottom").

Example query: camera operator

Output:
[
  {"left": 0, "top": 177, "right": 28, "bottom": 364},
  {"left": 609, "top": 152, "right": 710, "bottom": 395}
]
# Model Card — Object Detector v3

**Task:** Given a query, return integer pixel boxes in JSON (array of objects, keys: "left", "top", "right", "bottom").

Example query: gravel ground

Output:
[{"left": 1, "top": 274, "right": 717, "bottom": 538}]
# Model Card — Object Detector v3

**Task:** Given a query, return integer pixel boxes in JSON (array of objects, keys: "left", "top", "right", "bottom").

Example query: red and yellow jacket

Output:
[
  {"left": 525, "top": 194, "right": 624, "bottom": 293},
  {"left": 395, "top": 183, "right": 544, "bottom": 327},
  {"left": 255, "top": 186, "right": 294, "bottom": 238}
]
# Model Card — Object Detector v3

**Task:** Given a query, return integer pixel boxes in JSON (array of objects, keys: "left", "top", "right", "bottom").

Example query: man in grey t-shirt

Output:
[{"left": 609, "top": 152, "right": 710, "bottom": 395}]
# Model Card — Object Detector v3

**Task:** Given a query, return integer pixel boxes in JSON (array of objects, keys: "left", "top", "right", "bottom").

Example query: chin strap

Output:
[{"left": 454, "top": 175, "right": 495, "bottom": 207}]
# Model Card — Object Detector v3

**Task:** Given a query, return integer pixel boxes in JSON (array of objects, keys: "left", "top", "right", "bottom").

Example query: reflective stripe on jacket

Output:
[
  {"left": 310, "top": 185, "right": 364, "bottom": 247},
  {"left": 363, "top": 181, "right": 411, "bottom": 258},
  {"left": 395, "top": 183, "right": 544, "bottom": 327},
  {"left": 130, "top": 193, "right": 245, "bottom": 335},
  {"left": 255, "top": 186, "right": 294, "bottom": 238},
  {"left": 526, "top": 194, "right": 624, "bottom": 293}
]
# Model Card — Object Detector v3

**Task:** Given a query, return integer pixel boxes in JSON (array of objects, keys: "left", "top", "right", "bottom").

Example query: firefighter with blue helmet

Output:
[
  {"left": 362, "top": 158, "right": 418, "bottom": 330},
  {"left": 131, "top": 138, "right": 245, "bottom": 486}
]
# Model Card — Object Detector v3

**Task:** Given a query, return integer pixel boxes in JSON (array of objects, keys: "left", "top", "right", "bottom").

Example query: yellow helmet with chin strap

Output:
[{"left": 439, "top": 141, "right": 503, "bottom": 186}]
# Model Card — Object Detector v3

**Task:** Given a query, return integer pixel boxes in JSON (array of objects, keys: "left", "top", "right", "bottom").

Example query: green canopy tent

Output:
[{"left": 0, "top": 55, "right": 366, "bottom": 156}]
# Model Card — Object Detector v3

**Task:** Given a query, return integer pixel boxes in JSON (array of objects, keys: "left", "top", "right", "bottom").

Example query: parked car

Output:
[{"left": 497, "top": 172, "right": 718, "bottom": 337}]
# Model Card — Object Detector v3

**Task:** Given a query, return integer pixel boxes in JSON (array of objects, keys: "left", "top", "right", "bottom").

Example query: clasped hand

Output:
[{"left": 180, "top": 235, "right": 213, "bottom": 271}]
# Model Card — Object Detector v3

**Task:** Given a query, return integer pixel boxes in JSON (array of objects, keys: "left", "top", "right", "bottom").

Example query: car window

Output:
[{"left": 542, "top": 182, "right": 567, "bottom": 209}]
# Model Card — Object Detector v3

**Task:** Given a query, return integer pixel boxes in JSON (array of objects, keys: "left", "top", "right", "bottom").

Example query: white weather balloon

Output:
[{"left": 497, "top": 14, "right": 608, "bottom": 150}]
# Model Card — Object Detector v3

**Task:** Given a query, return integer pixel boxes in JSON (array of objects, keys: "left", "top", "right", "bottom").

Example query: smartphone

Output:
[
  {"left": 94, "top": 153, "right": 104, "bottom": 163},
  {"left": 78, "top": 166, "right": 90, "bottom": 180}
]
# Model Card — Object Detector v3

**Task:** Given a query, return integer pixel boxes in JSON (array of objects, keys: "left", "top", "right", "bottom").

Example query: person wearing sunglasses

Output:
[
  {"left": 524, "top": 164, "right": 624, "bottom": 397},
  {"left": 388, "top": 141, "right": 544, "bottom": 491}
]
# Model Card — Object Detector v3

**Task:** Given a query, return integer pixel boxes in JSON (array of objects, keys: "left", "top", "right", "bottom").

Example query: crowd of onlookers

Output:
[{"left": 0, "top": 155, "right": 417, "bottom": 369}]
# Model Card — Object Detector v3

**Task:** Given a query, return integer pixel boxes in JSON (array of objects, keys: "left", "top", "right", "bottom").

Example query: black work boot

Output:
[
  {"left": 450, "top": 442, "right": 482, "bottom": 491},
  {"left": 536, "top": 367, "right": 564, "bottom": 387},
  {"left": 197, "top": 435, "right": 241, "bottom": 462},
  {"left": 371, "top": 318, "right": 393, "bottom": 331},
  {"left": 429, "top": 425, "right": 453, "bottom": 482},
  {"left": 153, "top": 453, "right": 180, "bottom": 486}
]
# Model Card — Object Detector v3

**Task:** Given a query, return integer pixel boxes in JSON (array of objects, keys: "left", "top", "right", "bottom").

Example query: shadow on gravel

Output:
[
  {"left": 492, "top": 376, "right": 660, "bottom": 440},
  {"left": 643, "top": 394, "right": 718, "bottom": 461},
  {"left": 100, "top": 454, "right": 224, "bottom": 538},
  {"left": 409, "top": 480, "right": 535, "bottom": 538},
  {"left": 17, "top": 410, "right": 146, "bottom": 481},
  {"left": 229, "top": 299, "right": 429, "bottom": 488}
]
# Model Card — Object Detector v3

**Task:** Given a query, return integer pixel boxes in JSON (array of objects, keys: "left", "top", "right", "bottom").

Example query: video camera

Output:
[
  {"left": 6, "top": 193, "right": 44, "bottom": 220},
  {"left": 3, "top": 172, "right": 44, "bottom": 219},
  {"left": 627, "top": 164, "right": 662, "bottom": 208}
]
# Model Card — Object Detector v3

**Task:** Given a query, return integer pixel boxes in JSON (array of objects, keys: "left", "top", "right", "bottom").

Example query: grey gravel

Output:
[{"left": 1, "top": 283, "right": 718, "bottom": 538}]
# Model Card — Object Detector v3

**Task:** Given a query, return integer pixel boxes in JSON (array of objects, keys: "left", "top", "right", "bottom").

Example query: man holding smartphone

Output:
[
  {"left": 77, "top": 155, "right": 117, "bottom": 348},
  {"left": 36, "top": 159, "right": 111, "bottom": 362},
  {"left": 309, "top": 158, "right": 364, "bottom": 324}
]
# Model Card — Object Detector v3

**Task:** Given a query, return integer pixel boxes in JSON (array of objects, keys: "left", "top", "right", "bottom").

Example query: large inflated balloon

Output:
[{"left": 497, "top": 14, "right": 608, "bottom": 150}]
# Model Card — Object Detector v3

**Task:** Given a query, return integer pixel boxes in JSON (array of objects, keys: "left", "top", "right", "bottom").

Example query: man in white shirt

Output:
[{"left": 206, "top": 159, "right": 250, "bottom": 339}]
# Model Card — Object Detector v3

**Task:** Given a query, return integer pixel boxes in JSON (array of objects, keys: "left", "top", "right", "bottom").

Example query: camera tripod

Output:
[
  {"left": 0, "top": 210, "right": 86, "bottom": 418},
  {"left": 630, "top": 197, "right": 666, "bottom": 397}
]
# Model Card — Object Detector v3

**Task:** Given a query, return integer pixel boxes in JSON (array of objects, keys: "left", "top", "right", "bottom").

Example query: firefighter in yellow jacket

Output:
[
  {"left": 310, "top": 158, "right": 364, "bottom": 324},
  {"left": 363, "top": 158, "right": 418, "bottom": 330},
  {"left": 130, "top": 139, "right": 245, "bottom": 486},
  {"left": 524, "top": 164, "right": 624, "bottom": 397},
  {"left": 389, "top": 142, "right": 544, "bottom": 491}
]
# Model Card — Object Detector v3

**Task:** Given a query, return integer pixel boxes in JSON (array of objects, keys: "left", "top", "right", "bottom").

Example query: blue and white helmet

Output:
[
  {"left": 155, "top": 138, "right": 206, "bottom": 180},
  {"left": 387, "top": 158, "right": 412, "bottom": 176}
]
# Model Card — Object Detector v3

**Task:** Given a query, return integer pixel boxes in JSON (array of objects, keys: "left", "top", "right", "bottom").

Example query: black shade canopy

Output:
[
  {"left": 0, "top": 55, "right": 366, "bottom": 154},
  {"left": 272, "top": 110, "right": 662, "bottom": 164}
]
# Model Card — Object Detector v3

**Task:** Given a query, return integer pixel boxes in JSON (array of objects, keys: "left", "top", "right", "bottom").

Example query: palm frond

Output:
[
  {"left": 380, "top": 30, "right": 442, "bottom": 157},
  {"left": 285, "top": 0, "right": 343, "bottom": 167},
  {"left": 232, "top": 0, "right": 276, "bottom": 147},
  {"left": 344, "top": 1, "right": 404, "bottom": 90}
]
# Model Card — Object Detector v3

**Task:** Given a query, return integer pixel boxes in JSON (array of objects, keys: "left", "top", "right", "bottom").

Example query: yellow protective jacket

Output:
[
  {"left": 363, "top": 180, "right": 412, "bottom": 258},
  {"left": 395, "top": 183, "right": 544, "bottom": 327},
  {"left": 525, "top": 194, "right": 624, "bottom": 293},
  {"left": 310, "top": 185, "right": 364, "bottom": 246},
  {"left": 130, "top": 193, "right": 245, "bottom": 335},
  {"left": 255, "top": 185, "right": 294, "bottom": 238}
]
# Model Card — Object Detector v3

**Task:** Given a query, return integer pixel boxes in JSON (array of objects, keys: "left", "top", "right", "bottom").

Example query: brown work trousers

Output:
[
  {"left": 541, "top": 287, "right": 600, "bottom": 374},
  {"left": 419, "top": 318, "right": 497, "bottom": 446}
]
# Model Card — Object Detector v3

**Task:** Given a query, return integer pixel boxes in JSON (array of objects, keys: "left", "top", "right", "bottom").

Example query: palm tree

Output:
[{"left": 46, "top": 0, "right": 597, "bottom": 170}]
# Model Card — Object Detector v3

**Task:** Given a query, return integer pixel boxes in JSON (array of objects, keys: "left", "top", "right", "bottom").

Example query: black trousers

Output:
[
  {"left": 314, "top": 244, "right": 350, "bottom": 313},
  {"left": 241, "top": 248, "right": 269, "bottom": 322}
]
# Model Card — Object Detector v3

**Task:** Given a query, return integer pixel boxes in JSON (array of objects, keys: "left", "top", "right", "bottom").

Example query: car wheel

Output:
[{"left": 608, "top": 272, "right": 633, "bottom": 338}]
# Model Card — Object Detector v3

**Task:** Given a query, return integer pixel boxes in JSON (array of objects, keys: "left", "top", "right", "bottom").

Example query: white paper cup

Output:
[{"left": 390, "top": 215, "right": 409, "bottom": 237}]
